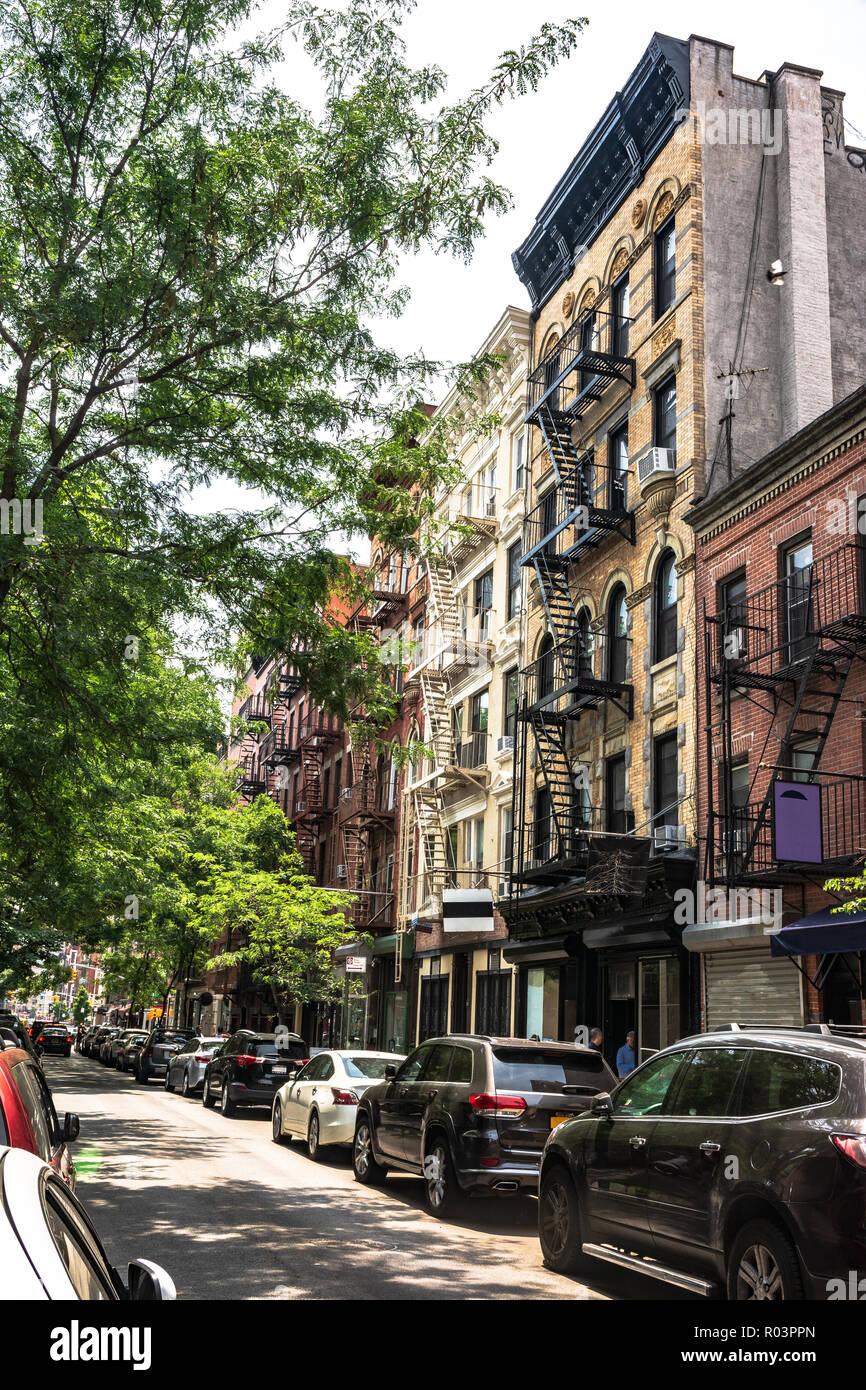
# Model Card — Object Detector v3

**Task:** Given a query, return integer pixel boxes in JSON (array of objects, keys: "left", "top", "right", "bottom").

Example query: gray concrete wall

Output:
[{"left": 823, "top": 89, "right": 866, "bottom": 404}]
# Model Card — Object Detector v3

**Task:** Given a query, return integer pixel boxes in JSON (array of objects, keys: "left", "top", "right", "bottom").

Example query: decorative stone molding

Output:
[
  {"left": 589, "top": 615, "right": 606, "bottom": 634},
  {"left": 646, "top": 483, "right": 676, "bottom": 522},
  {"left": 676, "top": 553, "right": 696, "bottom": 576},
  {"left": 653, "top": 190, "right": 675, "bottom": 227},
  {"left": 579, "top": 288, "right": 596, "bottom": 314},
  {"left": 561, "top": 290, "right": 575, "bottom": 318},
  {"left": 610, "top": 248, "right": 629, "bottom": 280},
  {"left": 626, "top": 584, "right": 652, "bottom": 609},
  {"left": 653, "top": 316, "right": 677, "bottom": 357},
  {"left": 631, "top": 198, "right": 647, "bottom": 228}
]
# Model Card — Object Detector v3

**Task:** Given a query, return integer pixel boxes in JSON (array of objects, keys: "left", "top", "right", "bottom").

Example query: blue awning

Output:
[{"left": 770, "top": 904, "right": 866, "bottom": 959}]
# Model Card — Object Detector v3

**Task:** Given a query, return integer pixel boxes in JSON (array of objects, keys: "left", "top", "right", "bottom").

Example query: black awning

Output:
[{"left": 770, "top": 904, "right": 866, "bottom": 959}]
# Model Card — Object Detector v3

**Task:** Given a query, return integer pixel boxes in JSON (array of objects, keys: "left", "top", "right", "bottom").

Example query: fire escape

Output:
[
  {"left": 706, "top": 542, "right": 866, "bottom": 886},
  {"left": 236, "top": 693, "right": 272, "bottom": 797},
  {"left": 511, "top": 307, "right": 644, "bottom": 911},
  {"left": 291, "top": 713, "right": 341, "bottom": 875}
]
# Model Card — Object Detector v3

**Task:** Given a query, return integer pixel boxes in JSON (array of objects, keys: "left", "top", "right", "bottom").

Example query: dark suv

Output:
[
  {"left": 537, "top": 1023, "right": 866, "bottom": 1300},
  {"left": 352, "top": 1034, "right": 616, "bottom": 1215},
  {"left": 202, "top": 1031, "right": 308, "bottom": 1116},
  {"left": 134, "top": 1028, "right": 197, "bottom": 1084}
]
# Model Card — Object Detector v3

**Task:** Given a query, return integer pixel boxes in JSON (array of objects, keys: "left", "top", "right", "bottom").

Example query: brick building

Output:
[{"left": 504, "top": 32, "right": 866, "bottom": 1063}]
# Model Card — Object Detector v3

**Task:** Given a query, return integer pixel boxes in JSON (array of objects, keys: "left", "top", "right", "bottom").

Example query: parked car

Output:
[
  {"left": 111, "top": 1031, "right": 148, "bottom": 1071},
  {"left": 165, "top": 1037, "right": 224, "bottom": 1096},
  {"left": 77, "top": 1025, "right": 99, "bottom": 1055},
  {"left": 119, "top": 1033, "right": 149, "bottom": 1073},
  {"left": 36, "top": 1025, "right": 74, "bottom": 1057},
  {"left": 352, "top": 1034, "right": 617, "bottom": 1215},
  {"left": 99, "top": 1028, "right": 136, "bottom": 1064},
  {"left": 84, "top": 1025, "right": 118, "bottom": 1059},
  {"left": 0, "top": 1016, "right": 43, "bottom": 1064},
  {"left": 272, "top": 1049, "right": 407, "bottom": 1159},
  {"left": 536, "top": 1023, "right": 866, "bottom": 1301},
  {"left": 28, "top": 1019, "right": 51, "bottom": 1042},
  {"left": 134, "top": 1027, "right": 198, "bottom": 1084},
  {"left": 0, "top": 1048, "right": 78, "bottom": 1187},
  {"left": 203, "top": 1030, "right": 308, "bottom": 1116},
  {"left": 0, "top": 1146, "right": 175, "bottom": 1301}
]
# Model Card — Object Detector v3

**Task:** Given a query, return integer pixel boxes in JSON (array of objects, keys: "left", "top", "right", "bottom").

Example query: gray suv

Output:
[
  {"left": 538, "top": 1023, "right": 866, "bottom": 1300},
  {"left": 352, "top": 1034, "right": 616, "bottom": 1215}
]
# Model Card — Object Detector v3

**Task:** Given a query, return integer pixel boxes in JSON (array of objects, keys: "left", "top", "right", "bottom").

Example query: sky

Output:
[{"left": 254, "top": 0, "right": 866, "bottom": 367}]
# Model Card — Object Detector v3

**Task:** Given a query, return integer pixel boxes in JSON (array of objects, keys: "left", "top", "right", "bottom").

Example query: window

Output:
[
  {"left": 579, "top": 309, "right": 597, "bottom": 393},
  {"left": 574, "top": 608, "right": 593, "bottom": 679},
  {"left": 513, "top": 433, "right": 525, "bottom": 493},
  {"left": 475, "top": 971, "right": 512, "bottom": 1035},
  {"left": 449, "top": 1046, "right": 474, "bottom": 1083},
  {"left": 44, "top": 1186, "right": 114, "bottom": 1301},
  {"left": 464, "top": 816, "right": 484, "bottom": 868},
  {"left": 501, "top": 805, "right": 514, "bottom": 871},
  {"left": 503, "top": 668, "right": 518, "bottom": 742},
  {"left": 654, "top": 214, "right": 676, "bottom": 317},
  {"left": 493, "top": 1046, "right": 608, "bottom": 1092},
  {"left": 470, "top": 689, "right": 489, "bottom": 734},
  {"left": 607, "top": 586, "right": 628, "bottom": 685},
  {"left": 507, "top": 541, "right": 522, "bottom": 621},
  {"left": 423, "top": 1044, "right": 455, "bottom": 1082},
  {"left": 654, "top": 734, "right": 678, "bottom": 831},
  {"left": 788, "top": 740, "right": 819, "bottom": 783},
  {"left": 605, "top": 754, "right": 628, "bottom": 835},
  {"left": 542, "top": 334, "right": 561, "bottom": 409},
  {"left": 654, "top": 375, "right": 677, "bottom": 454},
  {"left": 738, "top": 1049, "right": 840, "bottom": 1115},
  {"left": 396, "top": 1046, "right": 433, "bottom": 1082},
  {"left": 419, "top": 977, "right": 449, "bottom": 1042},
  {"left": 12, "top": 1060, "right": 57, "bottom": 1160},
  {"left": 667, "top": 1048, "right": 749, "bottom": 1117},
  {"left": 538, "top": 632, "right": 555, "bottom": 700},
  {"left": 609, "top": 422, "right": 629, "bottom": 512},
  {"left": 614, "top": 1049, "right": 684, "bottom": 1116},
  {"left": 534, "top": 787, "right": 551, "bottom": 861},
  {"left": 783, "top": 537, "right": 814, "bottom": 663},
  {"left": 611, "top": 274, "right": 630, "bottom": 357},
  {"left": 475, "top": 568, "right": 493, "bottom": 639},
  {"left": 655, "top": 550, "right": 678, "bottom": 662},
  {"left": 541, "top": 489, "right": 558, "bottom": 556},
  {"left": 719, "top": 570, "right": 747, "bottom": 662}
]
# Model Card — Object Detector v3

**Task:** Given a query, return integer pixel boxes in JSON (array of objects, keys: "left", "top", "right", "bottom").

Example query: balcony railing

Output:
[
  {"left": 511, "top": 806, "right": 649, "bottom": 886},
  {"left": 717, "top": 774, "right": 866, "bottom": 879},
  {"left": 527, "top": 309, "right": 635, "bottom": 422},
  {"left": 455, "top": 730, "right": 489, "bottom": 771},
  {"left": 337, "top": 780, "right": 397, "bottom": 824},
  {"left": 709, "top": 543, "right": 866, "bottom": 686},
  {"left": 520, "top": 636, "right": 631, "bottom": 717},
  {"left": 238, "top": 693, "right": 273, "bottom": 728},
  {"left": 299, "top": 714, "right": 342, "bottom": 744},
  {"left": 408, "top": 609, "right": 495, "bottom": 678},
  {"left": 238, "top": 757, "right": 268, "bottom": 796},
  {"left": 260, "top": 725, "right": 301, "bottom": 766},
  {"left": 522, "top": 460, "right": 630, "bottom": 567}
]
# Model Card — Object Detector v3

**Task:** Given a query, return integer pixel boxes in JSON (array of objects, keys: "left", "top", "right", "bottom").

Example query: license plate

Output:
[
  {"left": 550, "top": 1114, "right": 571, "bottom": 1129},
  {"left": 271, "top": 1066, "right": 287, "bottom": 1075}
]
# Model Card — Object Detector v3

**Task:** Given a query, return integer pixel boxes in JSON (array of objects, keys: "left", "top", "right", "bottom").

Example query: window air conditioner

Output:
[
  {"left": 497, "top": 735, "right": 514, "bottom": 754},
  {"left": 336, "top": 864, "right": 347, "bottom": 879},
  {"left": 637, "top": 447, "right": 676, "bottom": 490},
  {"left": 654, "top": 824, "right": 683, "bottom": 851}
]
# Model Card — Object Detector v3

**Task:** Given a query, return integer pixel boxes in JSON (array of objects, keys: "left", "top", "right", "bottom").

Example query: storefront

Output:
[{"left": 683, "top": 917, "right": 806, "bottom": 1031}]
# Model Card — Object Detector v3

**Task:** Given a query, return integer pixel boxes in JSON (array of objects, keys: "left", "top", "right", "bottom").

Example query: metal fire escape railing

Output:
[
  {"left": 705, "top": 542, "right": 866, "bottom": 886},
  {"left": 509, "top": 311, "right": 638, "bottom": 914}
]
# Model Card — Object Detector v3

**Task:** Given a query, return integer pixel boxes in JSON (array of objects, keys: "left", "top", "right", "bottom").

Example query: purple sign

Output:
[{"left": 773, "top": 781, "right": 823, "bottom": 862}]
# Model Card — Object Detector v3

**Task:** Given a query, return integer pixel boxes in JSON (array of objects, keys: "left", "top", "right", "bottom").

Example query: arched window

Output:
[
  {"left": 574, "top": 608, "right": 593, "bottom": 680},
  {"left": 538, "top": 633, "right": 555, "bottom": 701},
  {"left": 542, "top": 332, "right": 561, "bottom": 409},
  {"left": 655, "top": 551, "right": 678, "bottom": 662},
  {"left": 607, "top": 586, "right": 628, "bottom": 685}
]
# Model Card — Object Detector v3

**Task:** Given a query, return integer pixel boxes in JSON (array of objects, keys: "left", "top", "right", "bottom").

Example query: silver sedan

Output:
[{"left": 165, "top": 1037, "right": 224, "bottom": 1097}]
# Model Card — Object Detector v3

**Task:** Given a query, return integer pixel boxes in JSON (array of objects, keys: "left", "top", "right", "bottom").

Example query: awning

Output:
[
  {"left": 770, "top": 904, "right": 866, "bottom": 959},
  {"left": 334, "top": 941, "right": 369, "bottom": 961},
  {"left": 371, "top": 930, "right": 415, "bottom": 960}
]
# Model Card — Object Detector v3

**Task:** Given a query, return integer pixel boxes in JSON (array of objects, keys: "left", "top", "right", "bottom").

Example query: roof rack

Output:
[{"left": 709, "top": 1022, "right": 866, "bottom": 1037}]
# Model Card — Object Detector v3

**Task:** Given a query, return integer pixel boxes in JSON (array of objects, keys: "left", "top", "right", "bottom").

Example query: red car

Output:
[{"left": 0, "top": 1049, "right": 79, "bottom": 1187}]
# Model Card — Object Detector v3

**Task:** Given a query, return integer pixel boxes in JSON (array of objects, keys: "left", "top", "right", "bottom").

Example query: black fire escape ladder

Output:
[{"left": 528, "top": 711, "right": 576, "bottom": 867}]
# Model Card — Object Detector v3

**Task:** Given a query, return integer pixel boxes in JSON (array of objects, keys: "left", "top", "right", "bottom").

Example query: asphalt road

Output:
[{"left": 47, "top": 1050, "right": 695, "bottom": 1301}]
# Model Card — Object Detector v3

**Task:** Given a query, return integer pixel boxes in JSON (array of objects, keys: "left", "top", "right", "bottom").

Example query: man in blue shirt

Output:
[{"left": 616, "top": 1030, "right": 637, "bottom": 1079}]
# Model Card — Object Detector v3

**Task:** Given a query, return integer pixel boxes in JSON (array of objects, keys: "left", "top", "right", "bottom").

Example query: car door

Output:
[
  {"left": 646, "top": 1046, "right": 749, "bottom": 1273},
  {"left": 285, "top": 1055, "right": 329, "bottom": 1133},
  {"left": 211, "top": 1035, "right": 237, "bottom": 1093},
  {"left": 172, "top": 1040, "right": 196, "bottom": 1086},
  {"left": 583, "top": 1048, "right": 687, "bottom": 1249},
  {"left": 401, "top": 1044, "right": 453, "bottom": 1166},
  {"left": 376, "top": 1046, "right": 432, "bottom": 1160}
]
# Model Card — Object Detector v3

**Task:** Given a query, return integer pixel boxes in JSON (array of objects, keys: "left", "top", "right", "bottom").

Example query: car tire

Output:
[
  {"left": 307, "top": 1111, "right": 322, "bottom": 1161},
  {"left": 164, "top": 1069, "right": 174, "bottom": 1092},
  {"left": 272, "top": 1099, "right": 289, "bottom": 1144},
  {"left": 181, "top": 1072, "right": 190, "bottom": 1098},
  {"left": 423, "top": 1135, "right": 459, "bottom": 1217},
  {"left": 220, "top": 1081, "right": 235, "bottom": 1117},
  {"left": 353, "top": 1116, "right": 387, "bottom": 1185},
  {"left": 538, "top": 1166, "right": 589, "bottom": 1274},
  {"left": 202, "top": 1077, "right": 215, "bottom": 1108},
  {"left": 727, "top": 1219, "right": 804, "bottom": 1302},
  {"left": 64, "top": 1048, "right": 71, "bottom": 1058},
  {"left": 136, "top": 1066, "right": 148, "bottom": 1084}
]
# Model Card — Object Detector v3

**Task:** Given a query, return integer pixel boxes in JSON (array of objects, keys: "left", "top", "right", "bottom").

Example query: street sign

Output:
[{"left": 345, "top": 956, "right": 366, "bottom": 974}]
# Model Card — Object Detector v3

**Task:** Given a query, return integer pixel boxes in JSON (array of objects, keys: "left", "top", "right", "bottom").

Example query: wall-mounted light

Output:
[{"left": 767, "top": 259, "right": 786, "bottom": 287}]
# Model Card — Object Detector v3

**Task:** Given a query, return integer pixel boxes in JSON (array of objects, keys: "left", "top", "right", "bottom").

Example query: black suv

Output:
[
  {"left": 202, "top": 1030, "right": 308, "bottom": 1116},
  {"left": 352, "top": 1034, "right": 616, "bottom": 1215},
  {"left": 538, "top": 1023, "right": 866, "bottom": 1300}
]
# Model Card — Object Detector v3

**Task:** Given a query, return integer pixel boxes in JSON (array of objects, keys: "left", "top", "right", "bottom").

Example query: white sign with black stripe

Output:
[{"left": 442, "top": 888, "right": 494, "bottom": 933}]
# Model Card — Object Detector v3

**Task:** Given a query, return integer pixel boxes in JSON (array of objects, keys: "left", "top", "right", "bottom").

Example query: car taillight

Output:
[
  {"left": 470, "top": 1093, "right": 527, "bottom": 1118},
  {"left": 832, "top": 1134, "right": 866, "bottom": 1168},
  {"left": 194, "top": 1054, "right": 210, "bottom": 1063},
  {"left": 143, "top": 1046, "right": 152, "bottom": 1057},
  {"left": 235, "top": 1054, "right": 258, "bottom": 1066},
  {"left": 331, "top": 1088, "right": 359, "bottom": 1105}
]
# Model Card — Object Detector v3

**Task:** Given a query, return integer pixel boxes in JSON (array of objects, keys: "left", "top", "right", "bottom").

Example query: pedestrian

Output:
[
  {"left": 589, "top": 1027, "right": 603, "bottom": 1053},
  {"left": 616, "top": 1030, "right": 637, "bottom": 1078}
]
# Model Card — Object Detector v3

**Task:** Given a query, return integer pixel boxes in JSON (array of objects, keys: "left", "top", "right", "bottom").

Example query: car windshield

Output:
[
  {"left": 343, "top": 1057, "right": 396, "bottom": 1079},
  {"left": 245, "top": 1041, "right": 279, "bottom": 1057},
  {"left": 492, "top": 1048, "right": 610, "bottom": 1094}
]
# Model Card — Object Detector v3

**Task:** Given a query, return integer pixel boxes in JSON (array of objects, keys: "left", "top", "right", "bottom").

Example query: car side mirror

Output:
[
  {"left": 127, "top": 1259, "right": 176, "bottom": 1301},
  {"left": 590, "top": 1092, "right": 614, "bottom": 1118},
  {"left": 384, "top": 1063, "right": 397, "bottom": 1080},
  {"left": 63, "top": 1112, "right": 80, "bottom": 1142}
]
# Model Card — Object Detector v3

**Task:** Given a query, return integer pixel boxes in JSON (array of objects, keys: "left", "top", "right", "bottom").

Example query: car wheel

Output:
[
  {"left": 272, "top": 1099, "right": 289, "bottom": 1144},
  {"left": 538, "top": 1166, "right": 588, "bottom": 1274},
  {"left": 135, "top": 1065, "right": 148, "bottom": 1084},
  {"left": 202, "top": 1077, "right": 215, "bottom": 1108},
  {"left": 353, "top": 1117, "right": 387, "bottom": 1185},
  {"left": 423, "top": 1136, "right": 459, "bottom": 1217},
  {"left": 220, "top": 1081, "right": 235, "bottom": 1117},
  {"left": 307, "top": 1111, "right": 322, "bottom": 1161},
  {"left": 181, "top": 1072, "right": 190, "bottom": 1098},
  {"left": 164, "top": 1069, "right": 174, "bottom": 1092},
  {"left": 727, "top": 1219, "right": 804, "bottom": 1301}
]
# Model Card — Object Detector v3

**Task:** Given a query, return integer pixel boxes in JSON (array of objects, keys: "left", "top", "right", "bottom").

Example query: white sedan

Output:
[{"left": 271, "top": 1049, "right": 405, "bottom": 1160}]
